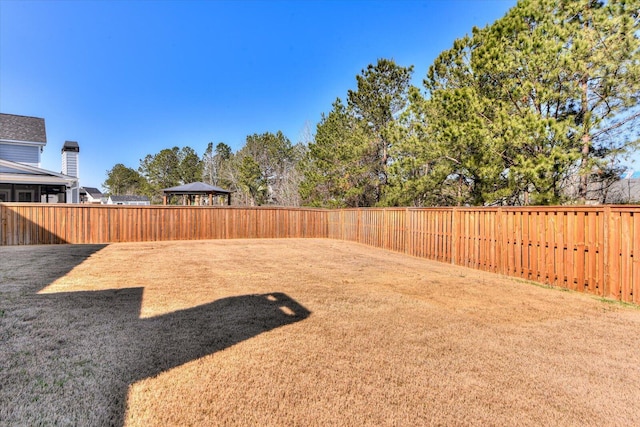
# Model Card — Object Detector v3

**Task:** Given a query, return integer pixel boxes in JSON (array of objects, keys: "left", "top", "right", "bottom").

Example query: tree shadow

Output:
[{"left": 0, "top": 245, "right": 310, "bottom": 426}]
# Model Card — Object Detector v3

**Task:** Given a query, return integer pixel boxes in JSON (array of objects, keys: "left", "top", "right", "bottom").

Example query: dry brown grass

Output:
[{"left": 1, "top": 238, "right": 640, "bottom": 426}]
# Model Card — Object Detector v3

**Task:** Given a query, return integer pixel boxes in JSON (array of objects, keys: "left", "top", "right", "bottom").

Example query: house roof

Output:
[
  {"left": 109, "top": 195, "right": 150, "bottom": 202},
  {"left": 0, "top": 113, "right": 47, "bottom": 143},
  {"left": 81, "top": 187, "right": 104, "bottom": 198},
  {"left": 162, "top": 182, "right": 231, "bottom": 194},
  {"left": 0, "top": 158, "right": 77, "bottom": 186}
]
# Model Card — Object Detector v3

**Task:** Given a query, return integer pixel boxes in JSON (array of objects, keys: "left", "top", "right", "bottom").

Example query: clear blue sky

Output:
[{"left": 1, "top": 0, "right": 539, "bottom": 188}]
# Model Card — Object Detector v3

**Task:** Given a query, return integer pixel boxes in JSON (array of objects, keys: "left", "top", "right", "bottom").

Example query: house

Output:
[
  {"left": 80, "top": 186, "right": 105, "bottom": 204},
  {"left": 107, "top": 195, "right": 150, "bottom": 205},
  {"left": 0, "top": 113, "right": 79, "bottom": 203}
]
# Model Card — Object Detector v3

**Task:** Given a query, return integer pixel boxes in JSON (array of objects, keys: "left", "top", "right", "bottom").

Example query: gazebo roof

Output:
[{"left": 162, "top": 182, "right": 231, "bottom": 194}]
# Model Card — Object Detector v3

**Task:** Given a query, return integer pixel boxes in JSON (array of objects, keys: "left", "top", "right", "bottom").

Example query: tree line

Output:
[
  {"left": 105, "top": 0, "right": 639, "bottom": 206},
  {"left": 104, "top": 131, "right": 307, "bottom": 205}
]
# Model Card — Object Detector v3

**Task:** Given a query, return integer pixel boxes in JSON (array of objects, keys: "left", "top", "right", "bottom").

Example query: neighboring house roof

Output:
[
  {"left": 0, "top": 158, "right": 77, "bottom": 186},
  {"left": 162, "top": 181, "right": 231, "bottom": 194},
  {"left": 0, "top": 113, "right": 47, "bottom": 143},
  {"left": 109, "top": 195, "right": 150, "bottom": 202},
  {"left": 81, "top": 187, "right": 104, "bottom": 198}
]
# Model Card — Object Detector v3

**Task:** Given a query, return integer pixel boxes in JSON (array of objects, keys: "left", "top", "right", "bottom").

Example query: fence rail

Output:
[{"left": 1, "top": 203, "right": 638, "bottom": 304}]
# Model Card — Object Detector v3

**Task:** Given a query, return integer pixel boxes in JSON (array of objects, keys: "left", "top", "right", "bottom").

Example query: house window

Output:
[
  {"left": 17, "top": 190, "right": 34, "bottom": 202},
  {"left": 0, "top": 190, "right": 9, "bottom": 202}
]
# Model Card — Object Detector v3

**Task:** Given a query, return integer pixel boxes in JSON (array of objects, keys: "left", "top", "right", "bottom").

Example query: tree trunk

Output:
[
  {"left": 578, "top": 76, "right": 590, "bottom": 204},
  {"left": 578, "top": 133, "right": 591, "bottom": 203}
]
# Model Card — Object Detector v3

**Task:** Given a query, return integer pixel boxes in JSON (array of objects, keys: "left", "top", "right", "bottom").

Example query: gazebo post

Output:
[
  {"left": 163, "top": 195, "right": 167, "bottom": 205},
  {"left": 227, "top": 193, "right": 231, "bottom": 206}
]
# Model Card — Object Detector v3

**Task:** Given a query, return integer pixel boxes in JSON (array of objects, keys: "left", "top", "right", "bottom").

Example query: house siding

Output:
[
  {"left": 62, "top": 152, "right": 78, "bottom": 177},
  {"left": 0, "top": 143, "right": 40, "bottom": 167}
]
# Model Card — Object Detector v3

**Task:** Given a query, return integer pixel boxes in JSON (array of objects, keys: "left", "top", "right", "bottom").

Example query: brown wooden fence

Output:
[
  {"left": 327, "top": 206, "right": 640, "bottom": 304},
  {"left": 0, "top": 204, "right": 328, "bottom": 245},
  {"left": 1, "top": 203, "right": 638, "bottom": 304}
]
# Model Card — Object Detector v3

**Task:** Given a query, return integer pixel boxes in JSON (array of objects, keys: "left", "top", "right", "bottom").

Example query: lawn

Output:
[{"left": 1, "top": 238, "right": 640, "bottom": 426}]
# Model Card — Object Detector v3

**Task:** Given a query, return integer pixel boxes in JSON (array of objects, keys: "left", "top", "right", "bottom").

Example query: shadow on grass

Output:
[
  {"left": 0, "top": 244, "right": 109, "bottom": 293},
  {"left": 0, "top": 245, "right": 310, "bottom": 426}
]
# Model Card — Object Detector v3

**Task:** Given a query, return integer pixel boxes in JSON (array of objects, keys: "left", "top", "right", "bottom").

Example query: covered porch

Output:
[{"left": 0, "top": 159, "right": 77, "bottom": 203}]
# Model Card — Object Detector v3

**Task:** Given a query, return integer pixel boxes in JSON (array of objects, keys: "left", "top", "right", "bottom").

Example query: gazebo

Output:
[{"left": 162, "top": 182, "right": 232, "bottom": 206}]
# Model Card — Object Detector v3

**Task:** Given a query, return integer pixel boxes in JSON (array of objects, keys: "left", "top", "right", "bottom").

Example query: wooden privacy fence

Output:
[
  {"left": 1, "top": 203, "right": 638, "bottom": 304},
  {"left": 0, "top": 204, "right": 328, "bottom": 245},
  {"left": 327, "top": 206, "right": 640, "bottom": 304}
]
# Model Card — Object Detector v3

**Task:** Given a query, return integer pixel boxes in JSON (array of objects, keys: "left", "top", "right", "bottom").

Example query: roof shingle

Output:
[
  {"left": 0, "top": 113, "right": 47, "bottom": 143},
  {"left": 81, "top": 187, "right": 104, "bottom": 198}
]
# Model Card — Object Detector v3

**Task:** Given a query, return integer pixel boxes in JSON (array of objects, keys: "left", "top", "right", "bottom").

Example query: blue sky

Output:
[{"left": 0, "top": 0, "right": 561, "bottom": 188}]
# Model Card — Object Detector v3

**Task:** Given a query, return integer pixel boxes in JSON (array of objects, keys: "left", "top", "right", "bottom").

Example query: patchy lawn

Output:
[{"left": 1, "top": 238, "right": 639, "bottom": 426}]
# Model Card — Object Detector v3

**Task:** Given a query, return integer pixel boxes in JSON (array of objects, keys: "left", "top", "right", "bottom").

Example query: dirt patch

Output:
[{"left": 1, "top": 238, "right": 639, "bottom": 426}]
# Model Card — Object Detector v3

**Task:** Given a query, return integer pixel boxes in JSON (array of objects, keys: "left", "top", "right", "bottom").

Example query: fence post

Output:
[
  {"left": 496, "top": 207, "right": 503, "bottom": 275},
  {"left": 383, "top": 209, "right": 388, "bottom": 250},
  {"left": 405, "top": 208, "right": 410, "bottom": 255},
  {"left": 603, "top": 206, "right": 610, "bottom": 297},
  {"left": 0, "top": 204, "right": 6, "bottom": 246},
  {"left": 451, "top": 207, "right": 458, "bottom": 265}
]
